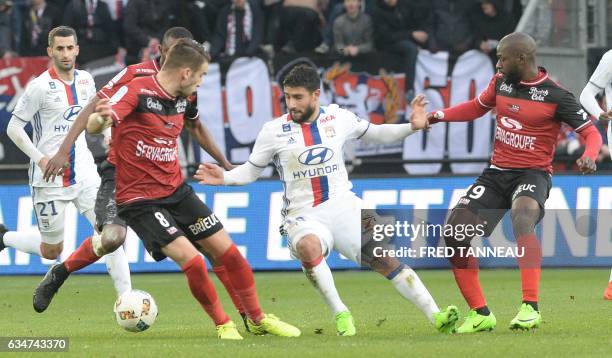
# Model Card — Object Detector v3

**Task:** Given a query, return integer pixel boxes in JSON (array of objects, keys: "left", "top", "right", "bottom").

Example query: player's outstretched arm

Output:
[
  {"left": 195, "top": 161, "right": 266, "bottom": 186},
  {"left": 185, "top": 119, "right": 234, "bottom": 170},
  {"left": 86, "top": 98, "right": 113, "bottom": 134},
  {"left": 44, "top": 96, "right": 100, "bottom": 182},
  {"left": 195, "top": 163, "right": 225, "bottom": 185},
  {"left": 359, "top": 95, "right": 429, "bottom": 144},
  {"left": 580, "top": 50, "right": 612, "bottom": 121},
  {"left": 428, "top": 99, "right": 491, "bottom": 124},
  {"left": 575, "top": 124, "right": 602, "bottom": 174},
  {"left": 579, "top": 83, "right": 610, "bottom": 121}
]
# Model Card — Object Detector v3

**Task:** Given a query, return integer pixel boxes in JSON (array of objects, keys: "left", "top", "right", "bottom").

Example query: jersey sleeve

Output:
[
  {"left": 475, "top": 74, "right": 498, "bottom": 109},
  {"left": 11, "top": 79, "right": 43, "bottom": 123},
  {"left": 555, "top": 89, "right": 592, "bottom": 132},
  {"left": 588, "top": 50, "right": 612, "bottom": 90},
  {"left": 247, "top": 123, "right": 276, "bottom": 168},
  {"left": 109, "top": 84, "right": 139, "bottom": 125},
  {"left": 98, "top": 67, "right": 133, "bottom": 99},
  {"left": 343, "top": 109, "right": 371, "bottom": 140}
]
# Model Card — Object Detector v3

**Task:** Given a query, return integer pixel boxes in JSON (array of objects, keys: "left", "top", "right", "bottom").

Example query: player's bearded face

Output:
[
  {"left": 291, "top": 102, "right": 316, "bottom": 123},
  {"left": 501, "top": 62, "right": 521, "bottom": 84},
  {"left": 48, "top": 36, "right": 79, "bottom": 73},
  {"left": 495, "top": 48, "right": 521, "bottom": 84},
  {"left": 285, "top": 87, "right": 318, "bottom": 123}
]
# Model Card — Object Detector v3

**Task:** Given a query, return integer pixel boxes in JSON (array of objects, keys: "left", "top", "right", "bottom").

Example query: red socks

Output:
[
  {"left": 218, "top": 245, "right": 264, "bottom": 323},
  {"left": 212, "top": 265, "right": 245, "bottom": 314},
  {"left": 63, "top": 237, "right": 100, "bottom": 273},
  {"left": 450, "top": 254, "right": 487, "bottom": 310},
  {"left": 182, "top": 255, "right": 230, "bottom": 326},
  {"left": 516, "top": 233, "right": 541, "bottom": 302},
  {"left": 449, "top": 233, "right": 541, "bottom": 309}
]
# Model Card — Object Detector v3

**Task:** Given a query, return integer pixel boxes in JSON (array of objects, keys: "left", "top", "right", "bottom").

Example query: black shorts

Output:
[
  {"left": 94, "top": 160, "right": 126, "bottom": 232},
  {"left": 454, "top": 168, "right": 552, "bottom": 236},
  {"left": 117, "top": 183, "right": 223, "bottom": 261}
]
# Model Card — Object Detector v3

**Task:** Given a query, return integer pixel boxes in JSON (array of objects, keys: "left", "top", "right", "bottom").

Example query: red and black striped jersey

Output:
[
  {"left": 476, "top": 67, "right": 592, "bottom": 173},
  {"left": 97, "top": 59, "right": 160, "bottom": 165},
  {"left": 109, "top": 75, "right": 189, "bottom": 205}
]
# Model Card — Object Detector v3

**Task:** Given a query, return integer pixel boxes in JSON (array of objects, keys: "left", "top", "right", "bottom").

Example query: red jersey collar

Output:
[
  {"left": 152, "top": 75, "right": 176, "bottom": 100},
  {"left": 520, "top": 67, "right": 548, "bottom": 86},
  {"left": 152, "top": 57, "right": 160, "bottom": 72}
]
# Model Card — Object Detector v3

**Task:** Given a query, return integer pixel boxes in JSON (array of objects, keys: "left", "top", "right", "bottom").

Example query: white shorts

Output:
[
  {"left": 283, "top": 193, "right": 362, "bottom": 264},
  {"left": 32, "top": 177, "right": 100, "bottom": 244}
]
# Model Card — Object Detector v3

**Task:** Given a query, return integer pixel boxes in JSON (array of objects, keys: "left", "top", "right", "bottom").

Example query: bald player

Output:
[{"left": 415, "top": 32, "right": 602, "bottom": 332}]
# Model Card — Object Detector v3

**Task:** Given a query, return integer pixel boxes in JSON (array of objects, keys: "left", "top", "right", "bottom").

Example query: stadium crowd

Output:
[
  {"left": 0, "top": 0, "right": 608, "bottom": 170},
  {"left": 0, "top": 0, "right": 547, "bottom": 67}
]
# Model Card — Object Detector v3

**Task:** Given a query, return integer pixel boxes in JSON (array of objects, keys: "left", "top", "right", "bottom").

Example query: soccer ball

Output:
[{"left": 113, "top": 289, "right": 158, "bottom": 332}]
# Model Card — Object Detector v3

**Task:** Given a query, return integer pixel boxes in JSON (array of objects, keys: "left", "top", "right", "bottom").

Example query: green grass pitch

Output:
[{"left": 1, "top": 269, "right": 611, "bottom": 357}]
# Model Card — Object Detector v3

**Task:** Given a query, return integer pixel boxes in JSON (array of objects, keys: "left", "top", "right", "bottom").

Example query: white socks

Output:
[
  {"left": 389, "top": 267, "right": 439, "bottom": 323},
  {"left": 2, "top": 230, "right": 42, "bottom": 256},
  {"left": 609, "top": 268, "right": 612, "bottom": 283},
  {"left": 302, "top": 258, "right": 348, "bottom": 315},
  {"left": 104, "top": 245, "right": 132, "bottom": 296}
]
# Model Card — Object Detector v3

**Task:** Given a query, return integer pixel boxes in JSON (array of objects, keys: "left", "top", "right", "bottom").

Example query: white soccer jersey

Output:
[
  {"left": 12, "top": 67, "right": 98, "bottom": 187},
  {"left": 588, "top": 49, "right": 612, "bottom": 142},
  {"left": 248, "top": 104, "right": 369, "bottom": 216}
]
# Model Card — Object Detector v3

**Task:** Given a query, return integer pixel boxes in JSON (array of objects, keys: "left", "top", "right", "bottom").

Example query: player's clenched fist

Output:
[
  {"left": 576, "top": 156, "right": 597, "bottom": 174},
  {"left": 195, "top": 163, "right": 225, "bottom": 185},
  {"left": 86, "top": 98, "right": 113, "bottom": 134}
]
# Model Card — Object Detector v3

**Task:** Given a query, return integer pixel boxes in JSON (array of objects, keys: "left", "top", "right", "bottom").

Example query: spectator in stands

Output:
[
  {"left": 370, "top": 0, "right": 431, "bottom": 97},
  {"left": 202, "top": 0, "right": 231, "bottom": 36},
  {"left": 0, "top": 0, "right": 17, "bottom": 59},
  {"left": 314, "top": 0, "right": 343, "bottom": 54},
  {"left": 176, "top": 0, "right": 211, "bottom": 44},
  {"left": 100, "top": 0, "right": 127, "bottom": 47},
  {"left": 62, "top": 0, "right": 118, "bottom": 65},
  {"left": 262, "top": 0, "right": 282, "bottom": 55},
  {"left": 210, "top": 0, "right": 264, "bottom": 58},
  {"left": 474, "top": 0, "right": 515, "bottom": 64},
  {"left": 332, "top": 0, "right": 373, "bottom": 57},
  {"left": 123, "top": 0, "right": 178, "bottom": 64},
  {"left": 278, "top": 0, "right": 327, "bottom": 53},
  {"left": 429, "top": 0, "right": 479, "bottom": 55},
  {"left": 48, "top": 0, "right": 70, "bottom": 9},
  {"left": 19, "top": 0, "right": 62, "bottom": 57}
]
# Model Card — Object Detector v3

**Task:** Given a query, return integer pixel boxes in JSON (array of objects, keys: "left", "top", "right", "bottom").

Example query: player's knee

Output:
[
  {"left": 101, "top": 225, "right": 127, "bottom": 253},
  {"left": 444, "top": 208, "right": 476, "bottom": 248},
  {"left": 370, "top": 257, "right": 400, "bottom": 277},
  {"left": 40, "top": 245, "right": 61, "bottom": 260},
  {"left": 511, "top": 208, "right": 538, "bottom": 236},
  {"left": 296, "top": 235, "right": 323, "bottom": 261}
]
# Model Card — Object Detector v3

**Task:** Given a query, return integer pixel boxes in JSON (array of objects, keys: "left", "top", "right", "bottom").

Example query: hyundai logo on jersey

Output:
[
  {"left": 298, "top": 147, "right": 334, "bottom": 165},
  {"left": 63, "top": 105, "right": 83, "bottom": 121}
]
